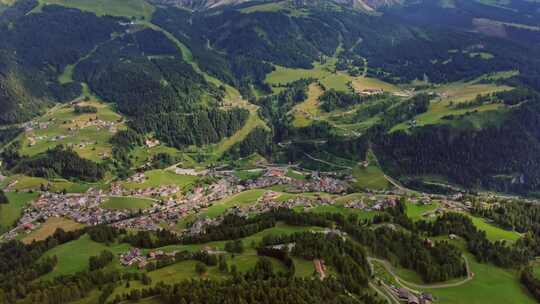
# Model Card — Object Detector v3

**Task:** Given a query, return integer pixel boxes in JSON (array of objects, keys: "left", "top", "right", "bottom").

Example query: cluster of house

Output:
[
  {"left": 174, "top": 168, "right": 208, "bottom": 176},
  {"left": 23, "top": 120, "right": 51, "bottom": 132},
  {"left": 369, "top": 197, "right": 399, "bottom": 211},
  {"left": 110, "top": 182, "right": 181, "bottom": 199},
  {"left": 120, "top": 248, "right": 179, "bottom": 269},
  {"left": 358, "top": 88, "right": 384, "bottom": 96},
  {"left": 145, "top": 139, "right": 160, "bottom": 148},
  {"left": 391, "top": 287, "right": 434, "bottom": 304},
  {"left": 67, "top": 117, "right": 118, "bottom": 134},
  {"left": 240, "top": 168, "right": 349, "bottom": 194},
  {"left": 0, "top": 190, "right": 140, "bottom": 241},
  {"left": 26, "top": 134, "right": 70, "bottom": 147}
]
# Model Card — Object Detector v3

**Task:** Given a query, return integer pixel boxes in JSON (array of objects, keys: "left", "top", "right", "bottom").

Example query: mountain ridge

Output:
[{"left": 149, "top": 0, "right": 403, "bottom": 11}]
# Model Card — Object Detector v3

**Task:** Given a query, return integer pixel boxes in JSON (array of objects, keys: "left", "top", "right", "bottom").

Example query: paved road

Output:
[{"left": 368, "top": 256, "right": 472, "bottom": 291}]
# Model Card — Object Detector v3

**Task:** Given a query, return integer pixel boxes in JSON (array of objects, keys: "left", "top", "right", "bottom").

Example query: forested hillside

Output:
[{"left": 1, "top": 0, "right": 540, "bottom": 192}]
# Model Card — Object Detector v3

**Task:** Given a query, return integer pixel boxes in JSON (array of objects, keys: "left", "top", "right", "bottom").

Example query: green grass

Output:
[
  {"left": 352, "top": 150, "right": 390, "bottom": 190},
  {"left": 307, "top": 205, "right": 378, "bottom": 220},
  {"left": 40, "top": 234, "right": 131, "bottom": 280},
  {"left": 429, "top": 253, "right": 535, "bottom": 304},
  {"left": 201, "top": 189, "right": 266, "bottom": 218},
  {"left": 234, "top": 169, "right": 264, "bottom": 181},
  {"left": 293, "top": 258, "right": 316, "bottom": 278},
  {"left": 161, "top": 222, "right": 324, "bottom": 253},
  {"left": 102, "top": 196, "right": 155, "bottom": 210},
  {"left": 240, "top": 2, "right": 285, "bottom": 13},
  {"left": 469, "top": 215, "right": 520, "bottom": 243},
  {"left": 18, "top": 101, "right": 126, "bottom": 163},
  {"left": 392, "top": 82, "right": 512, "bottom": 132},
  {"left": 121, "top": 170, "right": 198, "bottom": 190},
  {"left": 291, "top": 83, "right": 323, "bottom": 128},
  {"left": 23, "top": 217, "right": 85, "bottom": 244},
  {"left": 35, "top": 0, "right": 155, "bottom": 20},
  {"left": 406, "top": 202, "right": 439, "bottom": 221},
  {"left": 147, "top": 253, "right": 287, "bottom": 284},
  {"left": 0, "top": 192, "right": 39, "bottom": 233},
  {"left": 286, "top": 169, "right": 307, "bottom": 180}
]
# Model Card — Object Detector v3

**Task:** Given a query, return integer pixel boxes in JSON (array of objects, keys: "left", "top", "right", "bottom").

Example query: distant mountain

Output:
[{"left": 149, "top": 0, "right": 403, "bottom": 11}]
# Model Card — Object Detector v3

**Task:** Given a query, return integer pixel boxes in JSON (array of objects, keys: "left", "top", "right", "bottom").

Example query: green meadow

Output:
[
  {"left": 469, "top": 215, "right": 520, "bottom": 243},
  {"left": 406, "top": 202, "right": 439, "bottom": 221},
  {"left": 352, "top": 150, "right": 390, "bottom": 190},
  {"left": 35, "top": 0, "right": 155, "bottom": 20},
  {"left": 121, "top": 170, "right": 199, "bottom": 191},
  {"left": 102, "top": 196, "right": 155, "bottom": 210},
  {"left": 200, "top": 189, "right": 267, "bottom": 218},
  {"left": 430, "top": 253, "right": 535, "bottom": 304},
  {"left": 0, "top": 192, "right": 39, "bottom": 233},
  {"left": 40, "top": 234, "right": 131, "bottom": 280},
  {"left": 391, "top": 82, "right": 513, "bottom": 132},
  {"left": 18, "top": 101, "right": 126, "bottom": 163}
]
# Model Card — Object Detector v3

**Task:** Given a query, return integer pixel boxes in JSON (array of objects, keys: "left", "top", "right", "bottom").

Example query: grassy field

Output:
[
  {"left": 352, "top": 150, "right": 391, "bottom": 190},
  {"left": 469, "top": 215, "right": 520, "bottom": 243},
  {"left": 5, "top": 175, "right": 93, "bottom": 193},
  {"left": 121, "top": 170, "right": 199, "bottom": 191},
  {"left": 305, "top": 204, "right": 379, "bottom": 220},
  {"left": 351, "top": 76, "right": 400, "bottom": 93},
  {"left": 162, "top": 222, "right": 324, "bottom": 253},
  {"left": 23, "top": 217, "right": 84, "bottom": 244},
  {"left": 266, "top": 57, "right": 401, "bottom": 96},
  {"left": 293, "top": 258, "right": 316, "bottom": 278},
  {"left": 102, "top": 196, "right": 155, "bottom": 210},
  {"left": 392, "top": 82, "right": 513, "bottom": 132},
  {"left": 0, "top": 192, "right": 39, "bottom": 233},
  {"left": 40, "top": 234, "right": 131, "bottom": 280},
  {"left": 291, "top": 83, "right": 323, "bottom": 128},
  {"left": 430, "top": 253, "right": 535, "bottom": 304},
  {"left": 129, "top": 145, "right": 183, "bottom": 168},
  {"left": 201, "top": 189, "right": 267, "bottom": 218},
  {"left": 18, "top": 100, "right": 126, "bottom": 163},
  {"left": 406, "top": 202, "right": 439, "bottom": 221},
  {"left": 34, "top": 0, "right": 155, "bottom": 20}
]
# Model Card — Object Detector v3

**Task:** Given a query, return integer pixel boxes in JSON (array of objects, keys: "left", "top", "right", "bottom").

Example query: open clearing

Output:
[
  {"left": 19, "top": 100, "right": 126, "bottom": 163},
  {"left": 5, "top": 175, "right": 92, "bottom": 193},
  {"left": 406, "top": 202, "right": 439, "bottom": 221},
  {"left": 352, "top": 150, "right": 391, "bottom": 190},
  {"left": 200, "top": 189, "right": 267, "bottom": 218},
  {"left": 121, "top": 170, "right": 199, "bottom": 191},
  {"left": 430, "top": 253, "right": 534, "bottom": 304},
  {"left": 469, "top": 215, "right": 520, "bottom": 243},
  {"left": 0, "top": 192, "right": 39, "bottom": 233},
  {"left": 40, "top": 234, "right": 131, "bottom": 280},
  {"left": 102, "top": 196, "right": 155, "bottom": 210},
  {"left": 22, "top": 217, "right": 84, "bottom": 244},
  {"left": 392, "top": 82, "right": 513, "bottom": 132},
  {"left": 34, "top": 0, "right": 155, "bottom": 20},
  {"left": 291, "top": 83, "right": 323, "bottom": 128}
]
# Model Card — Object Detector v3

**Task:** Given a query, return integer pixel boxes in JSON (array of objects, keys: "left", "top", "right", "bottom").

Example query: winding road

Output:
[{"left": 368, "top": 255, "right": 473, "bottom": 291}]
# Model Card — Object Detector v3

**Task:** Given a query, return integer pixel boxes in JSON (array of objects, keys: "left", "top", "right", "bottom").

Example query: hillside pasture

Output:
[
  {"left": 18, "top": 101, "right": 126, "bottom": 163},
  {"left": 200, "top": 189, "right": 266, "bottom": 218},
  {"left": 0, "top": 192, "right": 39, "bottom": 233},
  {"left": 121, "top": 170, "right": 198, "bottom": 191},
  {"left": 35, "top": 0, "right": 155, "bottom": 20},
  {"left": 22, "top": 217, "right": 84, "bottom": 244},
  {"left": 391, "top": 82, "right": 512, "bottom": 132},
  {"left": 40, "top": 234, "right": 131, "bottom": 280}
]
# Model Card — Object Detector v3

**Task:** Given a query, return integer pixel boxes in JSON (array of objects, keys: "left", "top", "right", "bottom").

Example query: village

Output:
[{"left": 0, "top": 161, "right": 476, "bottom": 245}]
